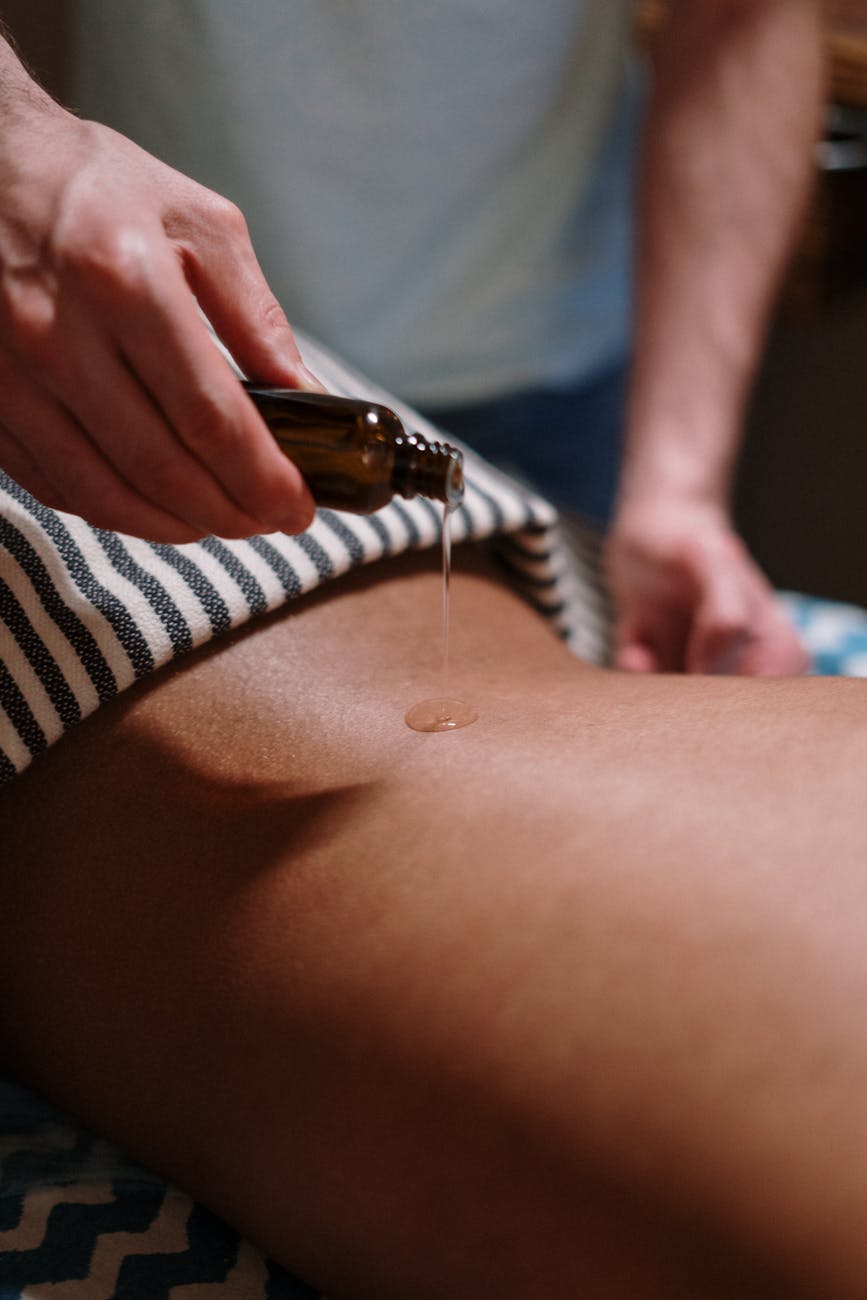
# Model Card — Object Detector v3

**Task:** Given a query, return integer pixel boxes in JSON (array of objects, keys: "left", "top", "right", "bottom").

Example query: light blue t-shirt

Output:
[{"left": 74, "top": 1, "right": 638, "bottom": 405}]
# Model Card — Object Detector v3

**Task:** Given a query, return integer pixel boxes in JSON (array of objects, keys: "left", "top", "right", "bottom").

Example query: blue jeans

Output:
[{"left": 421, "top": 361, "right": 629, "bottom": 528}]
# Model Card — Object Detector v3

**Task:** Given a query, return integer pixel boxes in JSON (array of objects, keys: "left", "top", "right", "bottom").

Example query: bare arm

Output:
[
  {"left": 0, "top": 33, "right": 319, "bottom": 540},
  {"left": 607, "top": 0, "right": 823, "bottom": 674}
]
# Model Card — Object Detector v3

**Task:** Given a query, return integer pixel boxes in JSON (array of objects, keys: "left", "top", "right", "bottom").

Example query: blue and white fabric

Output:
[{"left": 779, "top": 591, "right": 867, "bottom": 677}]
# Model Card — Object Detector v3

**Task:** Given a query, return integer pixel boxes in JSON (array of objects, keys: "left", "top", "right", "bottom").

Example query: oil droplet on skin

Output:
[
  {"left": 405, "top": 696, "right": 478, "bottom": 732},
  {"left": 405, "top": 501, "right": 478, "bottom": 733}
]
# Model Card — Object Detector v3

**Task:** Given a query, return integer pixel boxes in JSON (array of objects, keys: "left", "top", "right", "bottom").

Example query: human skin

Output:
[
  {"left": 0, "top": 9, "right": 821, "bottom": 679},
  {"left": 1, "top": 547, "right": 865, "bottom": 1299},
  {"left": 0, "top": 32, "right": 319, "bottom": 541},
  {"left": 607, "top": 0, "right": 822, "bottom": 676}
]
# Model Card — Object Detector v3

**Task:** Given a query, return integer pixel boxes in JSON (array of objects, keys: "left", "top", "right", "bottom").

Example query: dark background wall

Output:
[
  {"left": 739, "top": 289, "right": 867, "bottom": 608},
  {"left": 3, "top": 1, "right": 866, "bottom": 607}
]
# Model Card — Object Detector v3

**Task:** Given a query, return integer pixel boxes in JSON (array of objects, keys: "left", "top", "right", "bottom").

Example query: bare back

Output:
[{"left": 2, "top": 547, "right": 865, "bottom": 1298}]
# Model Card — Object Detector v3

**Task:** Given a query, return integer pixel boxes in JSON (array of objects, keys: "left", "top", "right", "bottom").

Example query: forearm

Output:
[{"left": 621, "top": 0, "right": 824, "bottom": 509}]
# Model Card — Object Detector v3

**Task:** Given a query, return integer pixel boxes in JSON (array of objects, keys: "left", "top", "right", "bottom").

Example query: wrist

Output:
[
  {"left": 0, "top": 36, "right": 70, "bottom": 139},
  {"left": 610, "top": 482, "right": 732, "bottom": 548},
  {"left": 616, "top": 443, "right": 736, "bottom": 521},
  {"left": 616, "top": 381, "right": 743, "bottom": 514}
]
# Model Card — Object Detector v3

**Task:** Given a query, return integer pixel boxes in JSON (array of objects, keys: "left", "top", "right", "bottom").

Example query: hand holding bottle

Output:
[{"left": 0, "top": 39, "right": 320, "bottom": 541}]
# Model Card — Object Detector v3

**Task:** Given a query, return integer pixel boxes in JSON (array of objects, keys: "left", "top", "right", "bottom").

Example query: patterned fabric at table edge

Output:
[
  {"left": 778, "top": 591, "right": 867, "bottom": 677},
  {"left": 0, "top": 1076, "right": 318, "bottom": 1299}
]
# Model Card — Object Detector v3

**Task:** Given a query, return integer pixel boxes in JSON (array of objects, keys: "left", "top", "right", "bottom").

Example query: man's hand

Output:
[
  {"left": 612, "top": 0, "right": 822, "bottom": 677},
  {"left": 0, "top": 54, "right": 320, "bottom": 542},
  {"left": 605, "top": 499, "right": 808, "bottom": 675}
]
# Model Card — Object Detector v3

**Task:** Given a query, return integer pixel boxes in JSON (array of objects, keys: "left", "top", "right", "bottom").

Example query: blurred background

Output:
[{"left": 5, "top": 0, "right": 867, "bottom": 607}]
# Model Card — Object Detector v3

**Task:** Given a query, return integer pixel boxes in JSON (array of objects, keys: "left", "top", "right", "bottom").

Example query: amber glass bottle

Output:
[{"left": 243, "top": 383, "right": 464, "bottom": 514}]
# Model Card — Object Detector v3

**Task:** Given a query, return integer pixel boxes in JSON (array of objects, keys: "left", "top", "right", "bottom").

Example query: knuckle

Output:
[
  {"left": 60, "top": 222, "right": 155, "bottom": 302},
  {"left": 0, "top": 275, "right": 56, "bottom": 359},
  {"left": 259, "top": 294, "right": 292, "bottom": 336},
  {"left": 180, "top": 388, "right": 241, "bottom": 456},
  {"left": 207, "top": 193, "right": 249, "bottom": 239},
  {"left": 130, "top": 446, "right": 192, "bottom": 504}
]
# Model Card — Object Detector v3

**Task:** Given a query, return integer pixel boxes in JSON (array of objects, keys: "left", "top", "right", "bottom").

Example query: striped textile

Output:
[{"left": 0, "top": 335, "right": 611, "bottom": 783}]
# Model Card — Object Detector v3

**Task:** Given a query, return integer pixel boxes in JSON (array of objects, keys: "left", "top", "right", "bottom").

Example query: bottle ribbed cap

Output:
[{"left": 391, "top": 432, "right": 464, "bottom": 507}]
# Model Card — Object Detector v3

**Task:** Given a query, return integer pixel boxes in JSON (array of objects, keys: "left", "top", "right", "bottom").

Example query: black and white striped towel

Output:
[{"left": 0, "top": 335, "right": 611, "bottom": 783}]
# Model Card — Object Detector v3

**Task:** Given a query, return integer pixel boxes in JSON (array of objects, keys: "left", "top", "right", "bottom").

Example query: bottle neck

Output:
[{"left": 391, "top": 432, "right": 464, "bottom": 508}]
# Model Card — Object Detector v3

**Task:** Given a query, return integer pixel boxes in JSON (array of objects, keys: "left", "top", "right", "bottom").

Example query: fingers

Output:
[
  {"left": 685, "top": 556, "right": 752, "bottom": 675},
  {"left": 49, "top": 314, "right": 290, "bottom": 540},
  {"left": 2, "top": 220, "right": 317, "bottom": 540},
  {"left": 0, "top": 116, "right": 322, "bottom": 541},
  {"left": 68, "top": 223, "right": 317, "bottom": 533},
  {"left": 686, "top": 557, "right": 809, "bottom": 678},
  {"left": 609, "top": 543, "right": 693, "bottom": 673},
  {"left": 687, "top": 621, "right": 750, "bottom": 676},
  {"left": 734, "top": 600, "right": 810, "bottom": 677},
  {"left": 613, "top": 610, "right": 689, "bottom": 674},
  {"left": 607, "top": 518, "right": 808, "bottom": 678},
  {"left": 690, "top": 609, "right": 808, "bottom": 677},
  {"left": 613, "top": 637, "right": 661, "bottom": 674},
  {"left": 0, "top": 367, "right": 203, "bottom": 542},
  {"left": 168, "top": 190, "right": 326, "bottom": 392},
  {"left": 684, "top": 533, "right": 809, "bottom": 676},
  {"left": 0, "top": 420, "right": 72, "bottom": 513}
]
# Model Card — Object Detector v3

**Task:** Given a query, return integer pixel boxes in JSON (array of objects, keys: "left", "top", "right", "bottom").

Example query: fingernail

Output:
[
  {"left": 297, "top": 364, "right": 328, "bottom": 393},
  {"left": 708, "top": 633, "right": 749, "bottom": 674},
  {"left": 269, "top": 503, "right": 315, "bottom": 535}
]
